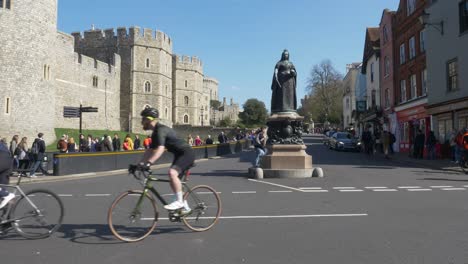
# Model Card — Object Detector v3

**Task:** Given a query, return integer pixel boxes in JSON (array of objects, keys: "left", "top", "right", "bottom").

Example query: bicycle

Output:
[
  {"left": 0, "top": 175, "right": 64, "bottom": 239},
  {"left": 107, "top": 164, "right": 222, "bottom": 242}
]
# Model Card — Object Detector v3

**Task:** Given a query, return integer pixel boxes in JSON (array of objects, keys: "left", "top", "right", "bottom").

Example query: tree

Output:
[
  {"left": 303, "top": 60, "right": 343, "bottom": 125},
  {"left": 219, "top": 117, "right": 232, "bottom": 127},
  {"left": 210, "top": 100, "right": 221, "bottom": 110},
  {"left": 239, "top": 99, "right": 268, "bottom": 127}
]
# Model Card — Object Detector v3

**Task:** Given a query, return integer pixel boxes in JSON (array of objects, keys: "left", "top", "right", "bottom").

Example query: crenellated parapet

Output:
[
  {"left": 203, "top": 77, "right": 219, "bottom": 85},
  {"left": 71, "top": 26, "right": 173, "bottom": 54},
  {"left": 172, "top": 54, "right": 203, "bottom": 75},
  {"left": 73, "top": 53, "right": 121, "bottom": 75}
]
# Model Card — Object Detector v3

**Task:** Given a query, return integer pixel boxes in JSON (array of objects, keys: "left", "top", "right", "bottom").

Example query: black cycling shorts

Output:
[{"left": 170, "top": 149, "right": 195, "bottom": 176}]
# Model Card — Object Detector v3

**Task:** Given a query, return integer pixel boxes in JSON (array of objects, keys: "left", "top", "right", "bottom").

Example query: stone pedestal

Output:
[
  {"left": 261, "top": 144, "right": 313, "bottom": 178},
  {"left": 267, "top": 112, "right": 304, "bottom": 145}
]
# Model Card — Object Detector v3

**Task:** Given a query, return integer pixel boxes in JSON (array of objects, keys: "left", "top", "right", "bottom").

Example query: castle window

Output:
[
  {"left": 184, "top": 96, "right": 189, "bottom": 106},
  {"left": 5, "top": 0, "right": 9, "bottom": 9},
  {"left": 146, "top": 58, "right": 150, "bottom": 68},
  {"left": 184, "top": 115, "right": 189, "bottom": 124},
  {"left": 93, "top": 76, "right": 98, "bottom": 87},
  {"left": 185, "top": 80, "right": 188, "bottom": 88},
  {"left": 43, "top": 65, "right": 51, "bottom": 80},
  {"left": 4, "top": 97, "right": 10, "bottom": 115},
  {"left": 165, "top": 85, "right": 168, "bottom": 95},
  {"left": 144, "top": 81, "right": 152, "bottom": 93},
  {"left": 0, "top": 0, "right": 4, "bottom": 8},
  {"left": 43, "top": 65, "right": 47, "bottom": 80},
  {"left": 165, "top": 108, "right": 168, "bottom": 118}
]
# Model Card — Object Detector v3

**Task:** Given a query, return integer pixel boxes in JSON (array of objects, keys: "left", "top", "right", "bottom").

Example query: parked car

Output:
[
  {"left": 329, "top": 132, "right": 361, "bottom": 152},
  {"left": 323, "top": 131, "right": 335, "bottom": 146}
]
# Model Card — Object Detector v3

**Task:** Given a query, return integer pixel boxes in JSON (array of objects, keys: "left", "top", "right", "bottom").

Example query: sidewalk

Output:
[{"left": 374, "top": 151, "right": 463, "bottom": 173}]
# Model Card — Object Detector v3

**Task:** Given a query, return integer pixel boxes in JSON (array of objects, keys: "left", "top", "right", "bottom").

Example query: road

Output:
[{"left": 1, "top": 135, "right": 468, "bottom": 264}]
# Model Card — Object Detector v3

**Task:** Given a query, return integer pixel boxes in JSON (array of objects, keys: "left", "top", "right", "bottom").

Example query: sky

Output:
[{"left": 58, "top": 0, "right": 399, "bottom": 111}]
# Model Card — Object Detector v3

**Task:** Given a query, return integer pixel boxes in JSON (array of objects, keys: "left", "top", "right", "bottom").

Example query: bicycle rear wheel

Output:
[
  {"left": 108, "top": 190, "right": 158, "bottom": 242},
  {"left": 182, "top": 185, "right": 221, "bottom": 232},
  {"left": 10, "top": 189, "right": 64, "bottom": 239}
]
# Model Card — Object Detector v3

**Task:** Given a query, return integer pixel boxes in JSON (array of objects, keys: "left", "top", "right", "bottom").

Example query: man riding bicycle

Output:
[{"left": 138, "top": 106, "right": 195, "bottom": 212}]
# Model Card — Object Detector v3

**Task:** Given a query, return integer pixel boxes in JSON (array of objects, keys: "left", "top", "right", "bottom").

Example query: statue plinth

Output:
[
  {"left": 261, "top": 144, "right": 313, "bottom": 178},
  {"left": 267, "top": 112, "right": 304, "bottom": 145}
]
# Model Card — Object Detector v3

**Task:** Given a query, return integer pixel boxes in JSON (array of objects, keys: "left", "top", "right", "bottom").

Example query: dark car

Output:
[
  {"left": 323, "top": 131, "right": 335, "bottom": 146},
  {"left": 329, "top": 132, "right": 361, "bottom": 152}
]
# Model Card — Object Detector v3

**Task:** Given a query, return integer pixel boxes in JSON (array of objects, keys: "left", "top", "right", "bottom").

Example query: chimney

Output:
[
  {"left": 223, "top": 97, "right": 226, "bottom": 105},
  {"left": 230, "top": 98, "right": 233, "bottom": 105}
]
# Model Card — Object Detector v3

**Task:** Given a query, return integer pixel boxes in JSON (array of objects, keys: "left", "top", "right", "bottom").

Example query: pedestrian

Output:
[
  {"left": 16, "top": 137, "right": 29, "bottom": 161},
  {"left": 450, "top": 131, "right": 457, "bottom": 163},
  {"left": 382, "top": 130, "right": 390, "bottom": 159},
  {"left": 9, "top": 135, "right": 19, "bottom": 169},
  {"left": 0, "top": 141, "right": 14, "bottom": 210},
  {"left": 67, "top": 137, "right": 77, "bottom": 153},
  {"left": 205, "top": 135, "right": 214, "bottom": 145},
  {"left": 426, "top": 131, "right": 437, "bottom": 160},
  {"left": 362, "top": 127, "right": 373, "bottom": 155},
  {"left": 389, "top": 132, "right": 396, "bottom": 154},
  {"left": 79, "top": 134, "right": 87, "bottom": 152},
  {"left": 194, "top": 135, "right": 202, "bottom": 146},
  {"left": 187, "top": 134, "right": 194, "bottom": 146},
  {"left": 253, "top": 127, "right": 268, "bottom": 167},
  {"left": 123, "top": 134, "right": 134, "bottom": 151},
  {"left": 218, "top": 131, "right": 228, "bottom": 144},
  {"left": 93, "top": 137, "right": 102, "bottom": 152},
  {"left": 57, "top": 135, "right": 68, "bottom": 153},
  {"left": 112, "top": 134, "right": 121, "bottom": 151},
  {"left": 101, "top": 134, "right": 113, "bottom": 151},
  {"left": 134, "top": 135, "right": 141, "bottom": 150},
  {"left": 29, "top": 133, "right": 48, "bottom": 178},
  {"left": 414, "top": 130, "right": 425, "bottom": 159},
  {"left": 143, "top": 135, "right": 152, "bottom": 149}
]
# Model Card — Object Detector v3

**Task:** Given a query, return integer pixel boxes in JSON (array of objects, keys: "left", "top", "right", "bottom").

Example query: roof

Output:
[{"left": 361, "top": 27, "right": 381, "bottom": 74}]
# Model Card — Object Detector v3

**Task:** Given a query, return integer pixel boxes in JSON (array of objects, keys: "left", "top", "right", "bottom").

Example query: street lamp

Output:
[{"left": 419, "top": 10, "right": 444, "bottom": 35}]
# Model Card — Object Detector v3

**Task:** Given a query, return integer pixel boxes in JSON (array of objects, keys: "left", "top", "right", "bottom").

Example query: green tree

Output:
[
  {"left": 210, "top": 100, "right": 221, "bottom": 110},
  {"left": 219, "top": 117, "right": 232, "bottom": 127},
  {"left": 239, "top": 99, "right": 268, "bottom": 127},
  {"left": 302, "top": 60, "right": 343, "bottom": 126}
]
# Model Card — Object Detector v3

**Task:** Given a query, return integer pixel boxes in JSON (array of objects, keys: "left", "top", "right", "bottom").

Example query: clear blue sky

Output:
[{"left": 58, "top": 0, "right": 398, "bottom": 110}]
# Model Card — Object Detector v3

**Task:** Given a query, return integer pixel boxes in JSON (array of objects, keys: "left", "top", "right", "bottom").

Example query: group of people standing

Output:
[
  {"left": 361, "top": 127, "right": 397, "bottom": 159},
  {"left": 56, "top": 133, "right": 153, "bottom": 153}
]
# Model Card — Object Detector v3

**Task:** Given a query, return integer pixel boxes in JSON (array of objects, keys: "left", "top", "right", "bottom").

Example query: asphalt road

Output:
[{"left": 1, "top": 135, "right": 468, "bottom": 264}]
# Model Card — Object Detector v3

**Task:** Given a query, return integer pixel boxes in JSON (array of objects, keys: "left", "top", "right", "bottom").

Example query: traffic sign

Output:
[{"left": 63, "top": 107, "right": 80, "bottom": 118}]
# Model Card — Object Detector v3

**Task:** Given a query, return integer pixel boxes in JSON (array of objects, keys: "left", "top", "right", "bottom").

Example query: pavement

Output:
[{"left": 2, "top": 135, "right": 468, "bottom": 264}]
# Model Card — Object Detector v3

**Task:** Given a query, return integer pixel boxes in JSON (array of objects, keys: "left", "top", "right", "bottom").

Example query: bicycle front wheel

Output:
[
  {"left": 183, "top": 185, "right": 221, "bottom": 232},
  {"left": 10, "top": 189, "right": 64, "bottom": 239},
  {"left": 107, "top": 190, "right": 158, "bottom": 242}
]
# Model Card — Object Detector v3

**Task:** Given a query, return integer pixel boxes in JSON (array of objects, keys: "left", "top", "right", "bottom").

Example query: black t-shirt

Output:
[{"left": 150, "top": 123, "right": 191, "bottom": 154}]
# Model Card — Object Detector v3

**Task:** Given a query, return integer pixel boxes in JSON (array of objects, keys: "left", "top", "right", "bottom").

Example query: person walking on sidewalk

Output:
[
  {"left": 381, "top": 130, "right": 390, "bottom": 159},
  {"left": 413, "top": 130, "right": 425, "bottom": 159},
  {"left": 450, "top": 131, "right": 457, "bottom": 163},
  {"left": 426, "top": 131, "right": 437, "bottom": 160},
  {"left": 29, "top": 133, "right": 48, "bottom": 178},
  {"left": 362, "top": 127, "right": 373, "bottom": 155}
]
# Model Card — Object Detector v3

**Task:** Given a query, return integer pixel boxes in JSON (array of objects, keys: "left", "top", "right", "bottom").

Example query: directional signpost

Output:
[{"left": 63, "top": 105, "right": 98, "bottom": 134}]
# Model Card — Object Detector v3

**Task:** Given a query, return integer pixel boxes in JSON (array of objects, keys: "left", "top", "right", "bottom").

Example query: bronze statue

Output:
[{"left": 271, "top": 49, "right": 297, "bottom": 113}]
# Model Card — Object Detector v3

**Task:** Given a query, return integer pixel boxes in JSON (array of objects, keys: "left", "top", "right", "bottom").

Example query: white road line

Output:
[
  {"left": 398, "top": 186, "right": 422, "bottom": 189},
  {"left": 58, "top": 194, "right": 73, "bottom": 197},
  {"left": 430, "top": 186, "right": 453, "bottom": 188},
  {"left": 463, "top": 185, "right": 468, "bottom": 188},
  {"left": 333, "top": 187, "right": 356, "bottom": 190},
  {"left": 364, "top": 187, "right": 388, "bottom": 189},
  {"left": 372, "top": 189, "right": 398, "bottom": 192},
  {"left": 268, "top": 191, "right": 293, "bottom": 193},
  {"left": 85, "top": 194, "right": 111, "bottom": 197},
  {"left": 144, "top": 213, "right": 369, "bottom": 221},
  {"left": 232, "top": 191, "right": 256, "bottom": 194},
  {"left": 302, "top": 190, "right": 329, "bottom": 193},
  {"left": 338, "top": 189, "right": 364, "bottom": 192},
  {"left": 299, "top": 187, "right": 323, "bottom": 190},
  {"left": 248, "top": 179, "right": 303, "bottom": 192},
  {"left": 442, "top": 188, "right": 466, "bottom": 191},
  {"left": 407, "top": 189, "right": 432, "bottom": 192},
  {"left": 197, "top": 192, "right": 222, "bottom": 195}
]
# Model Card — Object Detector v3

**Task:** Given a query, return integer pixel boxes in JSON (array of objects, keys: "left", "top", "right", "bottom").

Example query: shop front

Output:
[{"left": 396, "top": 104, "right": 430, "bottom": 154}]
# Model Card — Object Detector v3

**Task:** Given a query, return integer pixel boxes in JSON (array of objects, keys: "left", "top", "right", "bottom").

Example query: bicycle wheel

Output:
[
  {"left": 108, "top": 190, "right": 158, "bottom": 242},
  {"left": 182, "top": 185, "right": 221, "bottom": 232},
  {"left": 10, "top": 189, "right": 64, "bottom": 239}
]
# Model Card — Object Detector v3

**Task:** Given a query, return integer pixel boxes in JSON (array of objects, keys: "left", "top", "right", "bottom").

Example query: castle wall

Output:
[
  {"left": 0, "top": 0, "right": 58, "bottom": 143},
  {"left": 54, "top": 32, "right": 121, "bottom": 131}
]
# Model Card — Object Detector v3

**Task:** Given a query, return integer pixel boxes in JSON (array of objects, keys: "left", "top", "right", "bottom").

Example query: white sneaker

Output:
[
  {"left": 182, "top": 200, "right": 191, "bottom": 213},
  {"left": 164, "top": 201, "right": 184, "bottom": 211},
  {"left": 0, "top": 193, "right": 15, "bottom": 209}
]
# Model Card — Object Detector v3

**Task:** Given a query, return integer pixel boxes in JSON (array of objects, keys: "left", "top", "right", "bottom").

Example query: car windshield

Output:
[{"left": 337, "top": 133, "right": 351, "bottom": 139}]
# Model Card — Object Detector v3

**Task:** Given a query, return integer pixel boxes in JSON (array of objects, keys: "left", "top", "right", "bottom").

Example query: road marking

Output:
[
  {"left": 197, "top": 192, "right": 222, "bottom": 195},
  {"left": 364, "top": 187, "right": 388, "bottom": 189},
  {"left": 85, "top": 194, "right": 111, "bottom": 197},
  {"left": 338, "top": 189, "right": 363, "bottom": 192},
  {"left": 232, "top": 191, "right": 256, "bottom": 194},
  {"left": 407, "top": 189, "right": 432, "bottom": 192},
  {"left": 442, "top": 188, "right": 466, "bottom": 191},
  {"left": 147, "top": 213, "right": 369, "bottom": 221},
  {"left": 58, "top": 194, "right": 73, "bottom": 197},
  {"left": 268, "top": 191, "right": 293, "bottom": 193},
  {"left": 398, "top": 186, "right": 422, "bottom": 189},
  {"left": 248, "top": 179, "right": 303, "bottom": 192},
  {"left": 372, "top": 189, "right": 398, "bottom": 192},
  {"left": 333, "top": 187, "right": 356, "bottom": 190},
  {"left": 430, "top": 186, "right": 453, "bottom": 188},
  {"left": 299, "top": 187, "right": 323, "bottom": 190},
  {"left": 302, "top": 190, "right": 329, "bottom": 193}
]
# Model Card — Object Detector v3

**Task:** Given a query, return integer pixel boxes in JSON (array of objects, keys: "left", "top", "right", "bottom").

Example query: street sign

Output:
[
  {"left": 63, "top": 107, "right": 80, "bottom": 118},
  {"left": 81, "top": 107, "right": 98, "bottom": 113}
]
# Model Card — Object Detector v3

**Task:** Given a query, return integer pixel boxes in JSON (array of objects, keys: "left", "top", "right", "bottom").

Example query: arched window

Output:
[
  {"left": 184, "top": 96, "right": 189, "bottom": 106},
  {"left": 92, "top": 76, "right": 98, "bottom": 87},
  {"left": 144, "top": 81, "right": 151, "bottom": 93},
  {"left": 146, "top": 58, "right": 150, "bottom": 68},
  {"left": 184, "top": 115, "right": 189, "bottom": 124}
]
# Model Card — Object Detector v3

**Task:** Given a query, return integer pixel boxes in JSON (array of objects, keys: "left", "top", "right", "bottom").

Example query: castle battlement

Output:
[
  {"left": 71, "top": 26, "right": 173, "bottom": 53},
  {"left": 203, "top": 77, "right": 219, "bottom": 85},
  {"left": 173, "top": 54, "right": 203, "bottom": 74},
  {"left": 74, "top": 53, "right": 120, "bottom": 75}
]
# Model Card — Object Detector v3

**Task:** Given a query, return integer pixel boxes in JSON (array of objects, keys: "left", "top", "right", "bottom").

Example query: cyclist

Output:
[
  {"left": 460, "top": 129, "right": 468, "bottom": 165},
  {"left": 0, "top": 141, "right": 14, "bottom": 209},
  {"left": 138, "top": 106, "right": 194, "bottom": 211}
]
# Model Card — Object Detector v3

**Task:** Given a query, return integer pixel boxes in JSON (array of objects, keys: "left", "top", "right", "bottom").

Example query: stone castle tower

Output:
[{"left": 0, "top": 0, "right": 58, "bottom": 142}]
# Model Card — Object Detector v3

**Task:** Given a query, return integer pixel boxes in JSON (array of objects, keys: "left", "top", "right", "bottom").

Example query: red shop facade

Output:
[{"left": 396, "top": 103, "right": 430, "bottom": 153}]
